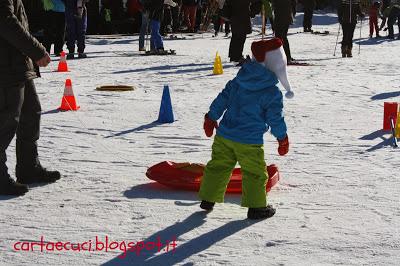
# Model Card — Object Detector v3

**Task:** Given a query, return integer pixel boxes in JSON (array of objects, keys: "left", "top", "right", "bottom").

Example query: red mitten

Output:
[
  {"left": 278, "top": 135, "right": 289, "bottom": 156},
  {"left": 203, "top": 114, "right": 218, "bottom": 137}
]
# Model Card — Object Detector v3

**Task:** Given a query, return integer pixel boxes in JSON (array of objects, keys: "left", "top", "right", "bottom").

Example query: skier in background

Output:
[
  {"left": 65, "top": 0, "right": 89, "bottom": 59},
  {"left": 42, "top": 0, "right": 66, "bottom": 56},
  {"left": 338, "top": 0, "right": 365, "bottom": 57}
]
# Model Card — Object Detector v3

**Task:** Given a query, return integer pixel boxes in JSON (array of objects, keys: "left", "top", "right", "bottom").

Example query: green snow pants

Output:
[{"left": 198, "top": 135, "right": 269, "bottom": 208}]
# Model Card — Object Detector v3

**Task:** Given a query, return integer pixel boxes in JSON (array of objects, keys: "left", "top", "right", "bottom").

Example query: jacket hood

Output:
[{"left": 235, "top": 61, "right": 279, "bottom": 91}]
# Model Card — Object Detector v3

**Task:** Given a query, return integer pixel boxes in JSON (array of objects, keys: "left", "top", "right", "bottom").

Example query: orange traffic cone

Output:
[
  {"left": 59, "top": 79, "right": 80, "bottom": 111},
  {"left": 57, "top": 51, "right": 69, "bottom": 72}
]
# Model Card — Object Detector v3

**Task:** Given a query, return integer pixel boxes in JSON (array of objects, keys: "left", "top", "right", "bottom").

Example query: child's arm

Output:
[
  {"left": 207, "top": 80, "right": 234, "bottom": 121},
  {"left": 264, "top": 89, "right": 287, "bottom": 141}
]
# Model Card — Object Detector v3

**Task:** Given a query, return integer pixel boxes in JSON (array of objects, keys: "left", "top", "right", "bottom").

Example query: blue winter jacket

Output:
[
  {"left": 208, "top": 61, "right": 287, "bottom": 144},
  {"left": 52, "top": 0, "right": 65, "bottom": 12}
]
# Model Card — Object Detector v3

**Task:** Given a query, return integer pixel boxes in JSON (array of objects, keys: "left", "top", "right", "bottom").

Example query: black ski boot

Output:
[
  {"left": 0, "top": 176, "right": 29, "bottom": 196},
  {"left": 67, "top": 53, "right": 75, "bottom": 60},
  {"left": 247, "top": 205, "right": 276, "bottom": 220},
  {"left": 341, "top": 45, "right": 347, "bottom": 58},
  {"left": 16, "top": 165, "right": 61, "bottom": 185},
  {"left": 347, "top": 47, "right": 353, "bottom": 58},
  {"left": 200, "top": 200, "right": 215, "bottom": 211},
  {"left": 78, "top": 53, "right": 87, "bottom": 59}
]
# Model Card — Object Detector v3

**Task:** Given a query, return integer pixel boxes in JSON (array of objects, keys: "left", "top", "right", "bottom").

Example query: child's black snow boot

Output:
[
  {"left": 200, "top": 200, "right": 215, "bottom": 211},
  {"left": 247, "top": 205, "right": 276, "bottom": 219}
]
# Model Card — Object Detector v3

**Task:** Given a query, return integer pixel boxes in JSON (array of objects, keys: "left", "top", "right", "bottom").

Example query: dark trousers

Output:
[
  {"left": 183, "top": 5, "right": 197, "bottom": 31},
  {"left": 274, "top": 23, "right": 292, "bottom": 60},
  {"left": 65, "top": 10, "right": 88, "bottom": 53},
  {"left": 213, "top": 11, "right": 231, "bottom": 34},
  {"left": 303, "top": 7, "right": 314, "bottom": 30},
  {"left": 171, "top": 5, "right": 180, "bottom": 33},
  {"left": 387, "top": 8, "right": 400, "bottom": 38},
  {"left": 0, "top": 80, "right": 41, "bottom": 179},
  {"left": 341, "top": 23, "right": 356, "bottom": 48},
  {"left": 43, "top": 11, "right": 66, "bottom": 56},
  {"left": 228, "top": 33, "right": 246, "bottom": 61}
]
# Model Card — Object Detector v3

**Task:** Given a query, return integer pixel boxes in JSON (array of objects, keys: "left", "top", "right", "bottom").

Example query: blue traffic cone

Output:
[{"left": 157, "top": 85, "right": 174, "bottom": 123}]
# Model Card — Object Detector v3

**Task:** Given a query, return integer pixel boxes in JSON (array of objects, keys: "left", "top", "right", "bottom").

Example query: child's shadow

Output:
[{"left": 101, "top": 211, "right": 263, "bottom": 266}]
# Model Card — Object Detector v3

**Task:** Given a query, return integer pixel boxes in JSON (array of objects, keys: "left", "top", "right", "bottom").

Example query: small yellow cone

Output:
[
  {"left": 395, "top": 108, "right": 400, "bottom": 138},
  {"left": 213, "top": 52, "right": 223, "bottom": 75}
]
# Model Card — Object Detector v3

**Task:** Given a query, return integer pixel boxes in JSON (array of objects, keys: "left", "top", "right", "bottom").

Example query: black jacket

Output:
[
  {"left": 338, "top": 0, "right": 363, "bottom": 24},
  {"left": 229, "top": 0, "right": 261, "bottom": 35},
  {"left": 272, "top": 0, "right": 294, "bottom": 26},
  {"left": 0, "top": 0, "right": 46, "bottom": 86}
]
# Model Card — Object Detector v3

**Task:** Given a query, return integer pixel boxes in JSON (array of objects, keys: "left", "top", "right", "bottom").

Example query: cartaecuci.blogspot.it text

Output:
[{"left": 13, "top": 236, "right": 177, "bottom": 258}]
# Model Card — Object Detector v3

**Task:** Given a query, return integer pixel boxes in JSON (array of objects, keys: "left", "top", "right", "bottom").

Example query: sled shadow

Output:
[
  {"left": 112, "top": 62, "right": 213, "bottom": 74},
  {"left": 105, "top": 121, "right": 161, "bottom": 138},
  {"left": 124, "top": 183, "right": 241, "bottom": 205},
  {"left": 102, "top": 211, "right": 262, "bottom": 266},
  {"left": 360, "top": 129, "right": 394, "bottom": 151},
  {"left": 371, "top": 91, "right": 400, "bottom": 100}
]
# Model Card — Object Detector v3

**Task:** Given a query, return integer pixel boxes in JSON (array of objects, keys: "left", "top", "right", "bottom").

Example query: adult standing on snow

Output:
[
  {"left": 65, "top": 0, "right": 89, "bottom": 59},
  {"left": 42, "top": 0, "right": 66, "bottom": 56},
  {"left": 226, "top": 0, "right": 261, "bottom": 64},
  {"left": 272, "top": 0, "right": 295, "bottom": 63},
  {"left": 0, "top": 0, "right": 61, "bottom": 196},
  {"left": 338, "top": 0, "right": 364, "bottom": 57},
  {"left": 302, "top": 0, "right": 316, "bottom": 32}
]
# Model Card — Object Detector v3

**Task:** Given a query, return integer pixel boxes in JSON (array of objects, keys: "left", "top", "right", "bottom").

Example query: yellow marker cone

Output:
[
  {"left": 395, "top": 108, "right": 400, "bottom": 138},
  {"left": 213, "top": 52, "right": 223, "bottom": 75}
]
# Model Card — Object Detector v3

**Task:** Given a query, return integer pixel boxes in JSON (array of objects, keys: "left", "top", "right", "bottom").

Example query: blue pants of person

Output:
[
  {"left": 65, "top": 10, "right": 87, "bottom": 53},
  {"left": 139, "top": 12, "right": 149, "bottom": 50},
  {"left": 150, "top": 20, "right": 164, "bottom": 51}
]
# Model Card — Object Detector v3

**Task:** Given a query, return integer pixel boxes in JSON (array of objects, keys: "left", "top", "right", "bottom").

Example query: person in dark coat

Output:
[
  {"left": 338, "top": 0, "right": 364, "bottom": 57},
  {"left": 226, "top": 0, "right": 261, "bottom": 63},
  {"left": 64, "top": 0, "right": 89, "bottom": 59},
  {"left": 0, "top": 0, "right": 61, "bottom": 196},
  {"left": 272, "top": 0, "right": 295, "bottom": 62},
  {"left": 302, "top": 0, "right": 316, "bottom": 32}
]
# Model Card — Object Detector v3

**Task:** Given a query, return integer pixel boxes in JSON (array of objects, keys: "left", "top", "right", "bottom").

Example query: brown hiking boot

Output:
[
  {"left": 341, "top": 45, "right": 347, "bottom": 58},
  {"left": 347, "top": 47, "right": 353, "bottom": 58}
]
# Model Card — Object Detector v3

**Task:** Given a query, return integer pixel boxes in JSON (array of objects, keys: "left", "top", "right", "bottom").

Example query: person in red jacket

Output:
[{"left": 369, "top": 1, "right": 381, "bottom": 38}]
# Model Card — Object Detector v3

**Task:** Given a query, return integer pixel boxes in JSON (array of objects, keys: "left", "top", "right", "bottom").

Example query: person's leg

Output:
[
  {"left": 0, "top": 82, "right": 29, "bottom": 195},
  {"left": 151, "top": 20, "right": 164, "bottom": 50},
  {"left": 43, "top": 11, "right": 54, "bottom": 53},
  {"left": 15, "top": 80, "right": 61, "bottom": 184},
  {"left": 341, "top": 23, "right": 350, "bottom": 56},
  {"left": 236, "top": 33, "right": 246, "bottom": 60},
  {"left": 183, "top": 5, "right": 191, "bottom": 30},
  {"left": 139, "top": 12, "right": 149, "bottom": 50},
  {"left": 198, "top": 136, "right": 237, "bottom": 203},
  {"left": 303, "top": 8, "right": 311, "bottom": 31},
  {"left": 54, "top": 12, "right": 66, "bottom": 55},
  {"left": 235, "top": 143, "right": 268, "bottom": 208},
  {"left": 387, "top": 13, "right": 395, "bottom": 38},
  {"left": 369, "top": 18, "right": 374, "bottom": 37},
  {"left": 0, "top": 83, "right": 25, "bottom": 179},
  {"left": 65, "top": 9, "right": 77, "bottom": 54},
  {"left": 189, "top": 5, "right": 197, "bottom": 31},
  {"left": 77, "top": 12, "right": 88, "bottom": 55},
  {"left": 275, "top": 23, "right": 291, "bottom": 61},
  {"left": 15, "top": 80, "right": 41, "bottom": 172}
]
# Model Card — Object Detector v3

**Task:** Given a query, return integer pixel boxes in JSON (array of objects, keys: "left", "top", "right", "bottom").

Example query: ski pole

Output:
[
  {"left": 333, "top": 23, "right": 341, "bottom": 56},
  {"left": 390, "top": 117, "right": 398, "bottom": 148},
  {"left": 358, "top": 18, "right": 362, "bottom": 55}
]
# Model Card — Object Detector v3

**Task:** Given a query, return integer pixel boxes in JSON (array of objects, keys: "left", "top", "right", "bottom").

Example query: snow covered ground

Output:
[{"left": 1, "top": 12, "right": 400, "bottom": 265}]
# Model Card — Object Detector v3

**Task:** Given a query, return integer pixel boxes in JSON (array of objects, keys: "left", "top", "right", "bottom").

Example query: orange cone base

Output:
[
  {"left": 58, "top": 96, "right": 80, "bottom": 111},
  {"left": 57, "top": 62, "right": 69, "bottom": 72}
]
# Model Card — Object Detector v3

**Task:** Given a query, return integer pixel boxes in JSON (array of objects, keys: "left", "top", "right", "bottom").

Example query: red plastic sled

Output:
[{"left": 145, "top": 161, "right": 280, "bottom": 193}]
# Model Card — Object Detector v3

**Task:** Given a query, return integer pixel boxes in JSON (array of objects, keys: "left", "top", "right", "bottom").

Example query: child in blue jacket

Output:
[{"left": 199, "top": 38, "right": 293, "bottom": 219}]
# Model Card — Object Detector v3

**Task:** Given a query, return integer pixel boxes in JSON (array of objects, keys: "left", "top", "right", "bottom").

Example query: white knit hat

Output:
[{"left": 251, "top": 38, "right": 294, "bottom": 99}]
